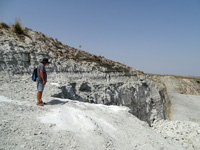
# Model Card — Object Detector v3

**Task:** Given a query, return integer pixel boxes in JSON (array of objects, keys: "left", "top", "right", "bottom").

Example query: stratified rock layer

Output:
[{"left": 0, "top": 24, "right": 170, "bottom": 124}]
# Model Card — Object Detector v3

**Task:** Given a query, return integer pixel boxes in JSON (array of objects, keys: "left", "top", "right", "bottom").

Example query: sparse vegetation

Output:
[
  {"left": 148, "top": 73, "right": 200, "bottom": 80},
  {"left": 0, "top": 22, "right": 10, "bottom": 29},
  {"left": 169, "top": 75, "right": 200, "bottom": 80},
  {"left": 12, "top": 22, "right": 24, "bottom": 35},
  {"left": 0, "top": 18, "right": 135, "bottom": 74},
  {"left": 11, "top": 17, "right": 32, "bottom": 41},
  {"left": 0, "top": 17, "right": 9, "bottom": 29}
]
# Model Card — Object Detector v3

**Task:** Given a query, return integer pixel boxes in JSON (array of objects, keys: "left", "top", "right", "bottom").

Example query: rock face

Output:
[
  {"left": 150, "top": 75, "right": 200, "bottom": 95},
  {"left": 0, "top": 24, "right": 170, "bottom": 124}
]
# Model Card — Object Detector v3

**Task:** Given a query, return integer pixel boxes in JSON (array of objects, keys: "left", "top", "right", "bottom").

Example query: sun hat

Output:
[{"left": 41, "top": 58, "right": 50, "bottom": 63}]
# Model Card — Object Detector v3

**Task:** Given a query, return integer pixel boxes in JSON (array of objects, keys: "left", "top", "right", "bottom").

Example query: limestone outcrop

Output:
[
  {"left": 150, "top": 75, "right": 200, "bottom": 95},
  {"left": 0, "top": 23, "right": 170, "bottom": 124}
]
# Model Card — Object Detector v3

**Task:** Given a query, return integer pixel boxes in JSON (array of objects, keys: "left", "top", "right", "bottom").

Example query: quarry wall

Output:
[{"left": 0, "top": 25, "right": 170, "bottom": 125}]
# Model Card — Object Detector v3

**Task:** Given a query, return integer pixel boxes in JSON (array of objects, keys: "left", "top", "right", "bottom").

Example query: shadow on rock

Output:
[{"left": 46, "top": 99, "right": 68, "bottom": 105}]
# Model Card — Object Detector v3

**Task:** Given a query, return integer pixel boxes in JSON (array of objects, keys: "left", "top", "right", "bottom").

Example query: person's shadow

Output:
[{"left": 45, "top": 99, "right": 68, "bottom": 105}]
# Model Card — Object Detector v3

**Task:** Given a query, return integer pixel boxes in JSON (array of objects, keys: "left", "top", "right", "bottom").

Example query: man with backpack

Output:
[{"left": 36, "top": 58, "right": 50, "bottom": 106}]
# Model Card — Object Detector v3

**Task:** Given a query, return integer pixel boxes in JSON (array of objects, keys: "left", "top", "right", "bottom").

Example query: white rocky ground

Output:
[
  {"left": 0, "top": 75, "right": 200, "bottom": 150},
  {"left": 169, "top": 93, "right": 200, "bottom": 122}
]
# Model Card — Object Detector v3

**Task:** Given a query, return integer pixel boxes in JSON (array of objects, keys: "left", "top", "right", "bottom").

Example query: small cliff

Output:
[{"left": 0, "top": 23, "right": 170, "bottom": 124}]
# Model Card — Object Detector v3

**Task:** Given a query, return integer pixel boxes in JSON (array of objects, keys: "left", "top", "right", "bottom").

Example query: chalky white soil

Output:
[
  {"left": 0, "top": 75, "right": 200, "bottom": 150},
  {"left": 169, "top": 93, "right": 200, "bottom": 122}
]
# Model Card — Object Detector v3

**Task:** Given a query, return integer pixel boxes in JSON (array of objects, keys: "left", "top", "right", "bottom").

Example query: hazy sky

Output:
[{"left": 0, "top": 0, "right": 200, "bottom": 76}]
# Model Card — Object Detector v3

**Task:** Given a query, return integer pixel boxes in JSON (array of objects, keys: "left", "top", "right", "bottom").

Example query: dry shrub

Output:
[
  {"left": 0, "top": 22, "right": 10, "bottom": 29},
  {"left": 12, "top": 21, "right": 24, "bottom": 35},
  {"left": 11, "top": 17, "right": 32, "bottom": 41}
]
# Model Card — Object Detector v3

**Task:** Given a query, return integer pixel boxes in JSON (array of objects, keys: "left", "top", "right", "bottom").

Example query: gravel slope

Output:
[
  {"left": 0, "top": 75, "right": 200, "bottom": 150},
  {"left": 0, "top": 95, "right": 184, "bottom": 150}
]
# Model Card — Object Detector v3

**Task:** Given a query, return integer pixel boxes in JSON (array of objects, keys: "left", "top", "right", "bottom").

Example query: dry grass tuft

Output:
[
  {"left": 11, "top": 18, "right": 32, "bottom": 41},
  {"left": 12, "top": 21, "right": 24, "bottom": 35},
  {"left": 0, "top": 22, "right": 10, "bottom": 29}
]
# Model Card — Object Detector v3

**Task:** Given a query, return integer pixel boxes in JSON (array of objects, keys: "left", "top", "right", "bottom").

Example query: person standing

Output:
[{"left": 36, "top": 58, "right": 50, "bottom": 106}]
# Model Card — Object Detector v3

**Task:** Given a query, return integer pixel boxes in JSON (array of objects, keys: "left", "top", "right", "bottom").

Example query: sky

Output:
[{"left": 0, "top": 0, "right": 200, "bottom": 76}]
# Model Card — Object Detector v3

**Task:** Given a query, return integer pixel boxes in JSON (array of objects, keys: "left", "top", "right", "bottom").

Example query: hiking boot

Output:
[
  {"left": 36, "top": 102, "right": 44, "bottom": 106},
  {"left": 41, "top": 101, "right": 46, "bottom": 105}
]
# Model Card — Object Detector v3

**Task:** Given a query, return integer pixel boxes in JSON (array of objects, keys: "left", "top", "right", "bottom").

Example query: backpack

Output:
[{"left": 32, "top": 68, "right": 37, "bottom": 81}]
